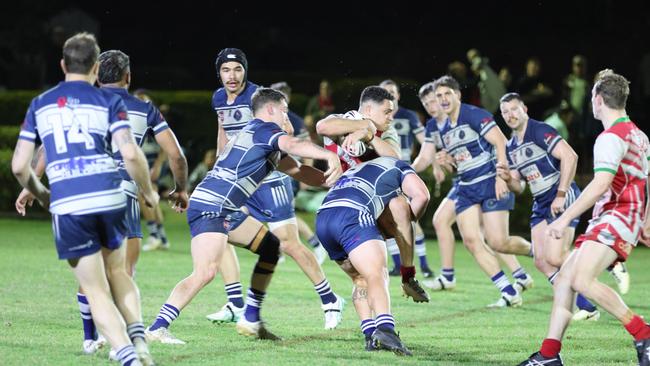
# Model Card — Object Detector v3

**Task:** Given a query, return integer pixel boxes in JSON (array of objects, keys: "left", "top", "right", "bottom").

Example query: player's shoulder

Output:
[
  {"left": 212, "top": 87, "right": 227, "bottom": 106},
  {"left": 461, "top": 103, "right": 493, "bottom": 121},
  {"left": 343, "top": 110, "right": 364, "bottom": 120}
]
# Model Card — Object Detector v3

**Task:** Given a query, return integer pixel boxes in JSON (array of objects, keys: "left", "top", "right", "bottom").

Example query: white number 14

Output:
[{"left": 46, "top": 110, "right": 95, "bottom": 153}]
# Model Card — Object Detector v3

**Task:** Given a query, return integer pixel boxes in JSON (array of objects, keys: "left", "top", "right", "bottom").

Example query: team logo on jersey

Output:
[
  {"left": 459, "top": 130, "right": 466, "bottom": 140},
  {"left": 543, "top": 133, "right": 556, "bottom": 146},
  {"left": 525, "top": 147, "right": 533, "bottom": 157},
  {"left": 234, "top": 110, "right": 242, "bottom": 121},
  {"left": 57, "top": 96, "right": 67, "bottom": 108},
  {"left": 394, "top": 122, "right": 403, "bottom": 130},
  {"left": 217, "top": 110, "right": 225, "bottom": 122}
]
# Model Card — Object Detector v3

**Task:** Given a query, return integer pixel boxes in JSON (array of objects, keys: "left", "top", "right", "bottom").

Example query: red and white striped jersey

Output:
[
  {"left": 322, "top": 110, "right": 399, "bottom": 172},
  {"left": 589, "top": 117, "right": 650, "bottom": 246}
]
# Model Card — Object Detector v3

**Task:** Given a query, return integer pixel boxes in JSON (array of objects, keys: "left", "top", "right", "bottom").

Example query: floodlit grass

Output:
[{"left": 1, "top": 207, "right": 648, "bottom": 365}]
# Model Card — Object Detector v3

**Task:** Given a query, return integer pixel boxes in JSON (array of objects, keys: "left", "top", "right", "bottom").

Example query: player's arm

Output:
[
  {"left": 642, "top": 174, "right": 650, "bottom": 245},
  {"left": 550, "top": 172, "right": 613, "bottom": 237},
  {"left": 15, "top": 144, "right": 46, "bottom": 215},
  {"left": 369, "top": 136, "right": 401, "bottom": 159},
  {"left": 497, "top": 166, "right": 525, "bottom": 194},
  {"left": 411, "top": 140, "right": 436, "bottom": 173},
  {"left": 401, "top": 173, "right": 430, "bottom": 220},
  {"left": 315, "top": 115, "right": 376, "bottom": 140},
  {"left": 483, "top": 126, "right": 510, "bottom": 199},
  {"left": 549, "top": 139, "right": 578, "bottom": 216},
  {"left": 154, "top": 129, "right": 189, "bottom": 211},
  {"left": 12, "top": 139, "right": 49, "bottom": 210},
  {"left": 414, "top": 130, "right": 425, "bottom": 145},
  {"left": 113, "top": 128, "right": 159, "bottom": 207},
  {"left": 278, "top": 135, "right": 342, "bottom": 186}
]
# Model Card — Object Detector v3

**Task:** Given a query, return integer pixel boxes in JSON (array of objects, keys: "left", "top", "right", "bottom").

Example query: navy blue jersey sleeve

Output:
[
  {"left": 423, "top": 118, "right": 437, "bottom": 143},
  {"left": 465, "top": 105, "right": 496, "bottom": 136},
  {"left": 108, "top": 95, "right": 130, "bottom": 134},
  {"left": 147, "top": 103, "right": 169, "bottom": 135},
  {"left": 18, "top": 99, "right": 39, "bottom": 143},
  {"left": 396, "top": 159, "right": 416, "bottom": 181},
  {"left": 532, "top": 121, "right": 563, "bottom": 154},
  {"left": 407, "top": 110, "right": 424, "bottom": 136},
  {"left": 254, "top": 122, "right": 287, "bottom": 151}
]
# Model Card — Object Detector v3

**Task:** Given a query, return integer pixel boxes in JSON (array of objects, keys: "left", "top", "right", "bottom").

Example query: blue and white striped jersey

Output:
[
  {"left": 319, "top": 157, "right": 415, "bottom": 219},
  {"left": 18, "top": 80, "right": 129, "bottom": 215},
  {"left": 189, "top": 119, "right": 287, "bottom": 213},
  {"left": 104, "top": 87, "right": 169, "bottom": 197},
  {"left": 439, "top": 103, "right": 497, "bottom": 186},
  {"left": 506, "top": 119, "right": 565, "bottom": 202},
  {"left": 424, "top": 117, "right": 447, "bottom": 150},
  {"left": 392, "top": 107, "right": 423, "bottom": 161},
  {"left": 212, "top": 82, "right": 259, "bottom": 140}
]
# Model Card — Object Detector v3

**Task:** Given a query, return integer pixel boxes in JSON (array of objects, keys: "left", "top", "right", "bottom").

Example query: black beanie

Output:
[{"left": 215, "top": 48, "right": 248, "bottom": 83}]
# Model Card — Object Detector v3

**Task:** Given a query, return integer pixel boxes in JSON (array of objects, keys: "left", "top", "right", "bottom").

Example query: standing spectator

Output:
[
  {"left": 305, "top": 79, "right": 336, "bottom": 140},
  {"left": 515, "top": 57, "right": 554, "bottom": 118},
  {"left": 544, "top": 100, "right": 574, "bottom": 141},
  {"left": 447, "top": 61, "right": 480, "bottom": 106},
  {"left": 467, "top": 49, "right": 506, "bottom": 114},
  {"left": 563, "top": 55, "right": 590, "bottom": 122}
]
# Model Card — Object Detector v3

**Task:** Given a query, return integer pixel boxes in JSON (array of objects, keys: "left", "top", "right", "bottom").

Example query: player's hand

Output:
[
  {"left": 495, "top": 176, "right": 510, "bottom": 200},
  {"left": 341, "top": 129, "right": 367, "bottom": 154},
  {"left": 15, "top": 188, "right": 35, "bottom": 216},
  {"left": 142, "top": 189, "right": 160, "bottom": 208},
  {"left": 168, "top": 188, "right": 189, "bottom": 213},
  {"left": 547, "top": 219, "right": 567, "bottom": 240},
  {"left": 362, "top": 118, "right": 377, "bottom": 137},
  {"left": 550, "top": 196, "right": 566, "bottom": 218},
  {"left": 323, "top": 152, "right": 343, "bottom": 187},
  {"left": 495, "top": 162, "right": 511, "bottom": 182},
  {"left": 433, "top": 165, "right": 445, "bottom": 184}
]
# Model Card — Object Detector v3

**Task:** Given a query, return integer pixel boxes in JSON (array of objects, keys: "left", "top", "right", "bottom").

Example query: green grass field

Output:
[{"left": 1, "top": 207, "right": 649, "bottom": 365}]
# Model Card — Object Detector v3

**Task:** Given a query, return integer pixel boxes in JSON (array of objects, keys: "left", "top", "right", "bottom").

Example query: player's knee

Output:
[
  {"left": 254, "top": 230, "right": 281, "bottom": 265},
  {"left": 545, "top": 253, "right": 564, "bottom": 269},
  {"left": 461, "top": 236, "right": 481, "bottom": 251},
  {"left": 570, "top": 272, "right": 593, "bottom": 294},
  {"left": 279, "top": 238, "right": 301, "bottom": 256}
]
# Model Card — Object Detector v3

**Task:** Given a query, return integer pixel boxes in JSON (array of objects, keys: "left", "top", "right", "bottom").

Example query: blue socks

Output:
[
  {"left": 314, "top": 279, "right": 337, "bottom": 304},
  {"left": 149, "top": 303, "right": 180, "bottom": 331},
  {"left": 77, "top": 293, "right": 96, "bottom": 341},
  {"left": 441, "top": 268, "right": 455, "bottom": 282},
  {"left": 360, "top": 319, "right": 376, "bottom": 337},
  {"left": 491, "top": 271, "right": 517, "bottom": 296},
  {"left": 244, "top": 288, "right": 265, "bottom": 322},
  {"left": 225, "top": 282, "right": 244, "bottom": 308},
  {"left": 375, "top": 313, "right": 395, "bottom": 331}
]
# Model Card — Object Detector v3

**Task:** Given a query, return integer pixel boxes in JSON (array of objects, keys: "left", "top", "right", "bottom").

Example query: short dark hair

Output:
[
  {"left": 432, "top": 75, "right": 460, "bottom": 92},
  {"left": 594, "top": 69, "right": 630, "bottom": 110},
  {"left": 359, "top": 86, "right": 394, "bottom": 106},
  {"left": 499, "top": 92, "right": 524, "bottom": 104},
  {"left": 62, "top": 32, "right": 100, "bottom": 74},
  {"left": 379, "top": 79, "right": 398, "bottom": 92},
  {"left": 98, "top": 50, "right": 130, "bottom": 84},
  {"left": 270, "top": 81, "right": 291, "bottom": 98},
  {"left": 251, "top": 87, "right": 287, "bottom": 114},
  {"left": 418, "top": 82, "right": 435, "bottom": 99}
]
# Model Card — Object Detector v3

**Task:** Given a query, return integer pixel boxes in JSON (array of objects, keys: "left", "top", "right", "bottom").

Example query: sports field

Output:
[{"left": 1, "top": 207, "right": 648, "bottom": 365}]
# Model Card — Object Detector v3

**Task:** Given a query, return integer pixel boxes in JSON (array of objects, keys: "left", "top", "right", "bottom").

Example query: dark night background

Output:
[
  {"left": 1, "top": 1, "right": 650, "bottom": 231},
  {"left": 2, "top": 1, "right": 649, "bottom": 96}
]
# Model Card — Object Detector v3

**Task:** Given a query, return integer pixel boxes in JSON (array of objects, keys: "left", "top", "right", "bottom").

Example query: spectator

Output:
[
  {"left": 563, "top": 55, "right": 590, "bottom": 121},
  {"left": 447, "top": 61, "right": 480, "bottom": 106},
  {"left": 544, "top": 100, "right": 574, "bottom": 141},
  {"left": 467, "top": 48, "right": 506, "bottom": 113},
  {"left": 189, "top": 149, "right": 217, "bottom": 192},
  {"left": 304, "top": 79, "right": 335, "bottom": 140},
  {"left": 515, "top": 57, "right": 554, "bottom": 118}
]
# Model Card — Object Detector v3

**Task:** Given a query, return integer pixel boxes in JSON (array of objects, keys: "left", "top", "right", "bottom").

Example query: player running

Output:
[
  {"left": 316, "top": 156, "right": 430, "bottom": 355},
  {"left": 146, "top": 88, "right": 342, "bottom": 344},
  {"left": 517, "top": 70, "right": 650, "bottom": 366}
]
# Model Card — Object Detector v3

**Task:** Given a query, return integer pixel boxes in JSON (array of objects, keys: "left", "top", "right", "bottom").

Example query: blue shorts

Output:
[
  {"left": 246, "top": 176, "right": 295, "bottom": 223},
  {"left": 446, "top": 179, "right": 459, "bottom": 201},
  {"left": 530, "top": 183, "right": 581, "bottom": 228},
  {"left": 52, "top": 208, "right": 127, "bottom": 260},
  {"left": 187, "top": 207, "right": 249, "bottom": 237},
  {"left": 125, "top": 195, "right": 142, "bottom": 239},
  {"left": 455, "top": 177, "right": 515, "bottom": 214},
  {"left": 315, "top": 207, "right": 383, "bottom": 261}
]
